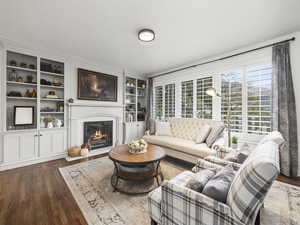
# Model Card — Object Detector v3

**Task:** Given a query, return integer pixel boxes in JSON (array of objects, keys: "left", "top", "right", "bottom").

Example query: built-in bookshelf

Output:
[
  {"left": 124, "top": 76, "right": 147, "bottom": 122},
  {"left": 5, "top": 51, "right": 65, "bottom": 131}
]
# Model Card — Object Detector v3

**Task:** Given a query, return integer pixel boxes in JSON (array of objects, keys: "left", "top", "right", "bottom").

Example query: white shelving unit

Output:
[
  {"left": 123, "top": 76, "right": 147, "bottom": 143},
  {"left": 1, "top": 50, "right": 67, "bottom": 171}
]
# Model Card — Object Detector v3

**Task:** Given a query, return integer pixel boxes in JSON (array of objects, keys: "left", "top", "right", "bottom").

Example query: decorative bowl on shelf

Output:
[{"left": 128, "top": 139, "right": 148, "bottom": 154}]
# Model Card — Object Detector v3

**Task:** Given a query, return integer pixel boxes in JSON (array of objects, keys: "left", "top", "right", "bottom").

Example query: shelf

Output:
[
  {"left": 126, "top": 103, "right": 136, "bottom": 105},
  {"left": 41, "top": 71, "right": 64, "bottom": 77},
  {"left": 40, "top": 127, "right": 65, "bottom": 131},
  {"left": 40, "top": 112, "right": 64, "bottom": 114},
  {"left": 126, "top": 86, "right": 136, "bottom": 88},
  {"left": 126, "top": 93, "right": 136, "bottom": 96},
  {"left": 41, "top": 85, "right": 64, "bottom": 89},
  {"left": 7, "top": 81, "right": 37, "bottom": 87},
  {"left": 137, "top": 87, "right": 146, "bottom": 89},
  {"left": 7, "top": 65, "right": 37, "bottom": 73},
  {"left": 7, "top": 96, "right": 37, "bottom": 101},
  {"left": 41, "top": 98, "right": 64, "bottom": 101}
]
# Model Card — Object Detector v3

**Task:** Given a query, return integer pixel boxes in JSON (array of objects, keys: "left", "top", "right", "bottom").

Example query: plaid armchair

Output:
[{"left": 148, "top": 134, "right": 283, "bottom": 225}]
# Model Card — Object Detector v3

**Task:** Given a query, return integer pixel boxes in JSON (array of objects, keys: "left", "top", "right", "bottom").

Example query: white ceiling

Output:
[{"left": 1, "top": 0, "right": 300, "bottom": 75}]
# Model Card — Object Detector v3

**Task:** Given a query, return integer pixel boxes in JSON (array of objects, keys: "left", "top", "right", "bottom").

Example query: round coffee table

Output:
[{"left": 108, "top": 144, "right": 166, "bottom": 194}]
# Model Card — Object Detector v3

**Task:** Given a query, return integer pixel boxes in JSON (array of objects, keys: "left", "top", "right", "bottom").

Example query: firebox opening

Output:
[{"left": 83, "top": 121, "right": 113, "bottom": 150}]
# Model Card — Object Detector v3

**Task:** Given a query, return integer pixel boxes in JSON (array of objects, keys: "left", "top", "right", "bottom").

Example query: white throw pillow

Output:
[
  {"left": 195, "top": 125, "right": 211, "bottom": 144},
  {"left": 206, "top": 124, "right": 225, "bottom": 147},
  {"left": 258, "top": 131, "right": 285, "bottom": 146},
  {"left": 155, "top": 121, "right": 172, "bottom": 136}
]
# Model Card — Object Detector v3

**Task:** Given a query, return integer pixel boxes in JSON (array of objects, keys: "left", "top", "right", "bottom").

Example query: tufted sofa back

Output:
[{"left": 169, "top": 118, "right": 224, "bottom": 141}]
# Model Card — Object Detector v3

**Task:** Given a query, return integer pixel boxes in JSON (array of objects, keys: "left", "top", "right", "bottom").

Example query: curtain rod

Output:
[{"left": 151, "top": 37, "right": 296, "bottom": 79}]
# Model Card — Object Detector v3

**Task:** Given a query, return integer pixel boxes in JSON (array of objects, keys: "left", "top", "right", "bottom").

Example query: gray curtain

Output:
[
  {"left": 146, "top": 77, "right": 153, "bottom": 131},
  {"left": 272, "top": 42, "right": 298, "bottom": 177}
]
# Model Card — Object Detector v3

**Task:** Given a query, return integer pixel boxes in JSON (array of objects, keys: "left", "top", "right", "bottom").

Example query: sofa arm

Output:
[{"left": 161, "top": 181, "right": 241, "bottom": 225}]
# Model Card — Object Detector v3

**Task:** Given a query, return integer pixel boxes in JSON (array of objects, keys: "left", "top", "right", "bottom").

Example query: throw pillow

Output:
[
  {"left": 236, "top": 151, "right": 250, "bottom": 164},
  {"left": 155, "top": 121, "right": 172, "bottom": 136},
  {"left": 195, "top": 124, "right": 211, "bottom": 144},
  {"left": 258, "top": 131, "right": 285, "bottom": 147},
  {"left": 202, "top": 165, "right": 235, "bottom": 203},
  {"left": 206, "top": 124, "right": 225, "bottom": 147},
  {"left": 186, "top": 168, "right": 218, "bottom": 192},
  {"left": 149, "top": 119, "right": 156, "bottom": 135}
]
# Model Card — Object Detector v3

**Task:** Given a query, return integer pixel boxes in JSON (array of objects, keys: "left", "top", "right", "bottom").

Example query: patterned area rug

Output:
[{"left": 59, "top": 157, "right": 300, "bottom": 225}]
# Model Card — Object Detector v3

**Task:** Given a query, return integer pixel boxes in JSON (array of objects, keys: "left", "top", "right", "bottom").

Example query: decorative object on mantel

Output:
[
  {"left": 68, "top": 146, "right": 81, "bottom": 157},
  {"left": 77, "top": 68, "right": 118, "bottom": 102},
  {"left": 68, "top": 98, "right": 74, "bottom": 103},
  {"left": 128, "top": 139, "right": 148, "bottom": 154}
]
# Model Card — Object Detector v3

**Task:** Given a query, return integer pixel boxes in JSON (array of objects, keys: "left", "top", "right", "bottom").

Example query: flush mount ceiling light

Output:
[{"left": 138, "top": 29, "right": 155, "bottom": 42}]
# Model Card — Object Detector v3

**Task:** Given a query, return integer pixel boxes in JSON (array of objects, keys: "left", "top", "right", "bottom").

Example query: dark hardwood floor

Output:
[{"left": 0, "top": 154, "right": 299, "bottom": 225}]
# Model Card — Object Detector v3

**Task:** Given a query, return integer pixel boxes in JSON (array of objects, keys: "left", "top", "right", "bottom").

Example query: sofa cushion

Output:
[
  {"left": 155, "top": 121, "right": 172, "bottom": 136},
  {"left": 206, "top": 124, "right": 225, "bottom": 147},
  {"left": 170, "top": 118, "right": 224, "bottom": 141},
  {"left": 195, "top": 124, "right": 211, "bottom": 144},
  {"left": 143, "top": 135, "right": 216, "bottom": 158},
  {"left": 226, "top": 141, "right": 279, "bottom": 225}
]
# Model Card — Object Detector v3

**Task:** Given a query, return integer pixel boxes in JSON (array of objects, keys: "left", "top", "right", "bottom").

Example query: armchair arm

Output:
[
  {"left": 161, "top": 181, "right": 243, "bottom": 225},
  {"left": 192, "top": 158, "right": 223, "bottom": 173}
]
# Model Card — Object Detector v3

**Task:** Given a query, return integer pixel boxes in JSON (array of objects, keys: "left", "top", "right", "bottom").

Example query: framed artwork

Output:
[
  {"left": 14, "top": 106, "right": 34, "bottom": 126},
  {"left": 78, "top": 68, "right": 118, "bottom": 102}
]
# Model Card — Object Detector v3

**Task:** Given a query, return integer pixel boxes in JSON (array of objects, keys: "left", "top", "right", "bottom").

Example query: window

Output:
[
  {"left": 247, "top": 66, "right": 272, "bottom": 134},
  {"left": 165, "top": 83, "right": 175, "bottom": 119},
  {"left": 221, "top": 65, "right": 272, "bottom": 135},
  {"left": 221, "top": 72, "right": 243, "bottom": 132},
  {"left": 197, "top": 77, "right": 213, "bottom": 119},
  {"left": 181, "top": 80, "right": 194, "bottom": 118},
  {"left": 154, "top": 86, "right": 163, "bottom": 120}
]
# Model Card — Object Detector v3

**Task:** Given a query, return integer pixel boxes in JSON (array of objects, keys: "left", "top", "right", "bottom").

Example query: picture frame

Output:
[
  {"left": 14, "top": 106, "right": 34, "bottom": 126},
  {"left": 77, "top": 68, "right": 118, "bottom": 102}
]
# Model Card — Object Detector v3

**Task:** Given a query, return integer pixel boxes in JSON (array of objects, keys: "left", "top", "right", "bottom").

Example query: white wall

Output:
[{"left": 152, "top": 31, "right": 300, "bottom": 175}]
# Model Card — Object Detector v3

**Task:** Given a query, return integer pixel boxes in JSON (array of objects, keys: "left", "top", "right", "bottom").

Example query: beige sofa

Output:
[{"left": 143, "top": 118, "right": 225, "bottom": 163}]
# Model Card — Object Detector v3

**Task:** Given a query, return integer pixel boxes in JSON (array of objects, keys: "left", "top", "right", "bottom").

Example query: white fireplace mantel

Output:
[{"left": 67, "top": 103, "right": 124, "bottom": 150}]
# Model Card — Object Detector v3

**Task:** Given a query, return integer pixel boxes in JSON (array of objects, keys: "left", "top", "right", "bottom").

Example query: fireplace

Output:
[{"left": 83, "top": 121, "right": 113, "bottom": 150}]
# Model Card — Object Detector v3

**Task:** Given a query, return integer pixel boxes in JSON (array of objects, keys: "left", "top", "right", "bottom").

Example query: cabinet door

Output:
[
  {"left": 19, "top": 133, "right": 38, "bottom": 160},
  {"left": 3, "top": 135, "right": 19, "bottom": 163},
  {"left": 52, "top": 131, "right": 65, "bottom": 154},
  {"left": 39, "top": 130, "right": 66, "bottom": 157},
  {"left": 3, "top": 132, "right": 38, "bottom": 163},
  {"left": 39, "top": 132, "right": 53, "bottom": 157}
]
